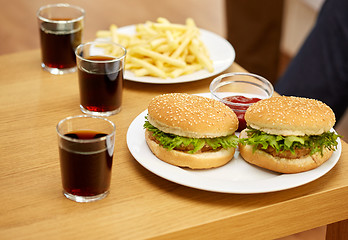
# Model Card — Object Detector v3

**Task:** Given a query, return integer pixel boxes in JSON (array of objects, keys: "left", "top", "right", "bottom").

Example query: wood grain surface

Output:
[{"left": 0, "top": 50, "right": 347, "bottom": 240}]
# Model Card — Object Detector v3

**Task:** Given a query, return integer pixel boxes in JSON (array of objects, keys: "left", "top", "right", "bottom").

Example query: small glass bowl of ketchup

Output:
[{"left": 210, "top": 72, "right": 274, "bottom": 132}]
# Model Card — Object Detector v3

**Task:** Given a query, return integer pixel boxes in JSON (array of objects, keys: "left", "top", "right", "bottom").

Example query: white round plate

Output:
[
  {"left": 126, "top": 93, "right": 342, "bottom": 193},
  {"left": 116, "top": 25, "right": 235, "bottom": 84}
]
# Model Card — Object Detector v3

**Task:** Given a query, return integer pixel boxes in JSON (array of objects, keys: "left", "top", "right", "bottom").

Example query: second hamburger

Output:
[
  {"left": 144, "top": 93, "right": 239, "bottom": 169},
  {"left": 239, "top": 96, "right": 341, "bottom": 173}
]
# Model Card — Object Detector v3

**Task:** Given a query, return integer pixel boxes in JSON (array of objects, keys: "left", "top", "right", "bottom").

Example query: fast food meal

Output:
[
  {"left": 96, "top": 17, "right": 213, "bottom": 78},
  {"left": 143, "top": 93, "right": 239, "bottom": 169},
  {"left": 239, "top": 96, "right": 341, "bottom": 173}
]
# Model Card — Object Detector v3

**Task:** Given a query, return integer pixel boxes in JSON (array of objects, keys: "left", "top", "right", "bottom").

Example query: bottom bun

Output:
[
  {"left": 238, "top": 130, "right": 333, "bottom": 173},
  {"left": 145, "top": 130, "right": 235, "bottom": 169}
]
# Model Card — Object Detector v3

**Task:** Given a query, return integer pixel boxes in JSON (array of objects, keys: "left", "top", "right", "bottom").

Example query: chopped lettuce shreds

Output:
[
  {"left": 308, "top": 131, "right": 341, "bottom": 155},
  {"left": 143, "top": 120, "right": 239, "bottom": 154},
  {"left": 205, "top": 138, "right": 221, "bottom": 149},
  {"left": 240, "top": 127, "right": 341, "bottom": 156},
  {"left": 190, "top": 139, "right": 206, "bottom": 154},
  {"left": 284, "top": 136, "right": 305, "bottom": 148}
]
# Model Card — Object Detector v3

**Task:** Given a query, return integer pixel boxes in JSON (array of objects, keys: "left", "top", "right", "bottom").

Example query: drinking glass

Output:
[
  {"left": 75, "top": 41, "right": 126, "bottom": 116},
  {"left": 37, "top": 3, "right": 84, "bottom": 75},
  {"left": 57, "top": 115, "right": 116, "bottom": 202}
]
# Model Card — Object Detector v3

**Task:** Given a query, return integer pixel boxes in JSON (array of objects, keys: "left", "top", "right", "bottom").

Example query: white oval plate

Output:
[
  {"left": 116, "top": 25, "right": 235, "bottom": 84},
  {"left": 126, "top": 93, "right": 341, "bottom": 193}
]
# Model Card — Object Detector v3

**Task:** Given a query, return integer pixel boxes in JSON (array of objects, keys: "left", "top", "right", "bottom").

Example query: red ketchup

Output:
[{"left": 222, "top": 95, "right": 261, "bottom": 132}]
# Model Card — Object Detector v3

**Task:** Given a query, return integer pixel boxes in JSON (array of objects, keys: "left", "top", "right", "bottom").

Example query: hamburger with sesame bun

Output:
[
  {"left": 239, "top": 96, "right": 341, "bottom": 173},
  {"left": 144, "top": 93, "right": 239, "bottom": 169}
]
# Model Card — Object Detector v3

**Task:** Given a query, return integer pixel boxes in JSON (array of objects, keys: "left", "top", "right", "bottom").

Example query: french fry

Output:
[
  {"left": 110, "top": 24, "right": 119, "bottom": 43},
  {"left": 133, "top": 46, "right": 186, "bottom": 68},
  {"left": 96, "top": 17, "right": 214, "bottom": 78},
  {"left": 170, "top": 29, "right": 197, "bottom": 58},
  {"left": 189, "top": 38, "right": 214, "bottom": 72},
  {"left": 133, "top": 68, "right": 149, "bottom": 77},
  {"left": 157, "top": 17, "right": 171, "bottom": 24},
  {"left": 128, "top": 56, "right": 167, "bottom": 78},
  {"left": 96, "top": 30, "right": 111, "bottom": 38}
]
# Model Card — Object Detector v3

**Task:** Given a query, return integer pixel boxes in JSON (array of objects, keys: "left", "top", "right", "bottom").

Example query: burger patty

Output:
[
  {"left": 148, "top": 133, "right": 221, "bottom": 153},
  {"left": 175, "top": 143, "right": 220, "bottom": 152},
  {"left": 259, "top": 145, "right": 311, "bottom": 159}
]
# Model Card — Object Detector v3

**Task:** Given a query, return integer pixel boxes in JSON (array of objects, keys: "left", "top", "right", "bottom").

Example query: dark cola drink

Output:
[
  {"left": 77, "top": 56, "right": 123, "bottom": 114},
  {"left": 39, "top": 19, "right": 82, "bottom": 70},
  {"left": 37, "top": 4, "right": 84, "bottom": 74},
  {"left": 59, "top": 130, "right": 113, "bottom": 197}
]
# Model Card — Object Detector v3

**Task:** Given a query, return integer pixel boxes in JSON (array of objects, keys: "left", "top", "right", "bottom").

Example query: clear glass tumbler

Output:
[
  {"left": 37, "top": 3, "right": 84, "bottom": 75},
  {"left": 56, "top": 115, "right": 116, "bottom": 202},
  {"left": 75, "top": 41, "right": 126, "bottom": 116}
]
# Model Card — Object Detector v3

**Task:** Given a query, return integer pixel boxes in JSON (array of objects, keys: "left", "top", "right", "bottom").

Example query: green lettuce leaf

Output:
[
  {"left": 239, "top": 127, "right": 341, "bottom": 155},
  {"left": 144, "top": 120, "right": 239, "bottom": 154}
]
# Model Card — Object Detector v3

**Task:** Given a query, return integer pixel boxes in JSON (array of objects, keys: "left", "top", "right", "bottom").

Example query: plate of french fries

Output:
[{"left": 96, "top": 18, "right": 235, "bottom": 84}]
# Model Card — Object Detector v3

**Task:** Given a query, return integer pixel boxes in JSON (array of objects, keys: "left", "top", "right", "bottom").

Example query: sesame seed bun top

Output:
[
  {"left": 147, "top": 93, "right": 238, "bottom": 138},
  {"left": 245, "top": 96, "right": 336, "bottom": 136}
]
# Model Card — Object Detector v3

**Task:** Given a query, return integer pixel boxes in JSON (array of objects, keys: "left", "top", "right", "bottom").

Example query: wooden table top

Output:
[{"left": 1, "top": 49, "right": 347, "bottom": 240}]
